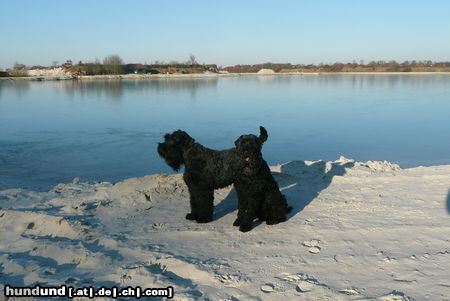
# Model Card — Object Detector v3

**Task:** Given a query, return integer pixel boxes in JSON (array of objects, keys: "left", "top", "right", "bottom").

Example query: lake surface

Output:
[{"left": 1, "top": 75, "right": 450, "bottom": 191}]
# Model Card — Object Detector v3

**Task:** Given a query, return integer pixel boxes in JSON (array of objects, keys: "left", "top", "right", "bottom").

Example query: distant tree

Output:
[
  {"left": 92, "top": 58, "right": 103, "bottom": 75},
  {"left": 52, "top": 61, "right": 59, "bottom": 68},
  {"left": 188, "top": 54, "right": 198, "bottom": 65},
  {"left": 103, "top": 55, "right": 124, "bottom": 74},
  {"left": 13, "top": 62, "right": 26, "bottom": 70},
  {"left": 387, "top": 60, "right": 400, "bottom": 72},
  {"left": 62, "top": 60, "right": 73, "bottom": 68},
  {"left": 11, "top": 62, "right": 27, "bottom": 76}
]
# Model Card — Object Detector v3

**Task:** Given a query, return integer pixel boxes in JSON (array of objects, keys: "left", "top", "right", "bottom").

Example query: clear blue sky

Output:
[{"left": 1, "top": 0, "right": 449, "bottom": 68}]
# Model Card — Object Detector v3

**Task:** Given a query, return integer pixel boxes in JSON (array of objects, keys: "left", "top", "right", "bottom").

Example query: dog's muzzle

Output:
[{"left": 157, "top": 143, "right": 166, "bottom": 158}]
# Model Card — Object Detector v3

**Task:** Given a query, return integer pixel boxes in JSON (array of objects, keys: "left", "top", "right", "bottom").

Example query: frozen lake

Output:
[{"left": 1, "top": 74, "right": 450, "bottom": 190}]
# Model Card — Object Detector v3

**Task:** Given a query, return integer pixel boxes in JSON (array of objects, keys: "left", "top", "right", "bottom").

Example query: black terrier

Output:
[
  {"left": 157, "top": 129, "right": 246, "bottom": 223},
  {"left": 233, "top": 127, "right": 292, "bottom": 232}
]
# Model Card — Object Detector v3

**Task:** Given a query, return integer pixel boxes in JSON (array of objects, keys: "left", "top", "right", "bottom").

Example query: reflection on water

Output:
[
  {"left": 0, "top": 75, "right": 450, "bottom": 190},
  {"left": 62, "top": 78, "right": 219, "bottom": 101}
]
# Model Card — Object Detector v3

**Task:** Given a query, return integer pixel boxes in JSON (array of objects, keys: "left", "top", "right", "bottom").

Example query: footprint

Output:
[
  {"left": 277, "top": 272, "right": 304, "bottom": 282},
  {"left": 261, "top": 284, "right": 274, "bottom": 293},
  {"left": 302, "top": 239, "right": 320, "bottom": 247},
  {"left": 308, "top": 246, "right": 321, "bottom": 254},
  {"left": 302, "top": 239, "right": 322, "bottom": 254},
  {"left": 339, "top": 288, "right": 359, "bottom": 295},
  {"left": 217, "top": 274, "right": 242, "bottom": 286},
  {"left": 296, "top": 280, "right": 315, "bottom": 292},
  {"left": 152, "top": 223, "right": 165, "bottom": 229},
  {"left": 378, "top": 290, "right": 413, "bottom": 301}
]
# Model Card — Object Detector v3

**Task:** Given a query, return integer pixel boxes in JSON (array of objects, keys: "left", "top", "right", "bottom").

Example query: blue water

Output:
[{"left": 1, "top": 75, "right": 450, "bottom": 191}]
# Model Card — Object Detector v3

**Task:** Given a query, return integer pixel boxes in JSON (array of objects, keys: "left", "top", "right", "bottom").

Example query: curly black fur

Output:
[
  {"left": 157, "top": 126, "right": 291, "bottom": 232},
  {"left": 158, "top": 130, "right": 244, "bottom": 223},
  {"left": 233, "top": 127, "right": 292, "bottom": 232}
]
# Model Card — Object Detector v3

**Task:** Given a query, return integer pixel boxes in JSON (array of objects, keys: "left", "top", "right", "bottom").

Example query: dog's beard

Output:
[
  {"left": 241, "top": 152, "right": 264, "bottom": 175},
  {"left": 157, "top": 143, "right": 184, "bottom": 171}
]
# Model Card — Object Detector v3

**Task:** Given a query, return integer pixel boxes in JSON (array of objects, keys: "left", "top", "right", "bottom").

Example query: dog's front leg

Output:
[
  {"left": 196, "top": 188, "right": 214, "bottom": 223},
  {"left": 187, "top": 185, "right": 214, "bottom": 223},
  {"left": 186, "top": 184, "right": 200, "bottom": 221},
  {"left": 233, "top": 189, "right": 247, "bottom": 227},
  {"left": 239, "top": 198, "right": 258, "bottom": 232}
]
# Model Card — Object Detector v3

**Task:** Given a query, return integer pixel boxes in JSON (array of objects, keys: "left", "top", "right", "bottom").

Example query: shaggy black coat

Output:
[
  {"left": 157, "top": 130, "right": 245, "bottom": 223},
  {"left": 233, "top": 128, "right": 292, "bottom": 232},
  {"left": 157, "top": 126, "right": 291, "bottom": 232}
]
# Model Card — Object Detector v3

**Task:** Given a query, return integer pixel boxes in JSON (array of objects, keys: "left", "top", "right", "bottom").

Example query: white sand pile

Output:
[
  {"left": 1, "top": 157, "right": 449, "bottom": 300},
  {"left": 27, "top": 68, "right": 71, "bottom": 78},
  {"left": 257, "top": 69, "right": 275, "bottom": 74}
]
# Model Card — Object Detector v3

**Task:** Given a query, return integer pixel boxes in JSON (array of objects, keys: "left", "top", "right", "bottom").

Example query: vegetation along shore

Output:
[{"left": 1, "top": 55, "right": 450, "bottom": 81}]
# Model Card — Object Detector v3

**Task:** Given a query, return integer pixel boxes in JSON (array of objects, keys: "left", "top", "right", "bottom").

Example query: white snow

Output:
[
  {"left": 27, "top": 68, "right": 71, "bottom": 78},
  {"left": 257, "top": 69, "right": 275, "bottom": 74},
  {"left": 1, "top": 157, "right": 450, "bottom": 300}
]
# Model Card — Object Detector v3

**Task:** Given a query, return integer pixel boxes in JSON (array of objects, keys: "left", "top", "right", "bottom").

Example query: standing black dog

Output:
[
  {"left": 158, "top": 126, "right": 291, "bottom": 232},
  {"left": 157, "top": 129, "right": 247, "bottom": 223},
  {"left": 233, "top": 128, "right": 292, "bottom": 232}
]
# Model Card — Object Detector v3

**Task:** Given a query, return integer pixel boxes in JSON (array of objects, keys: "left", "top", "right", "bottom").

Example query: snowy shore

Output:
[
  {"left": 2, "top": 71, "right": 450, "bottom": 82},
  {"left": 1, "top": 157, "right": 450, "bottom": 300}
]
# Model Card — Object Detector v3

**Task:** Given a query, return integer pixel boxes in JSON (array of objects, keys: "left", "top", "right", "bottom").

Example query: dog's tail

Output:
[{"left": 259, "top": 126, "right": 268, "bottom": 143}]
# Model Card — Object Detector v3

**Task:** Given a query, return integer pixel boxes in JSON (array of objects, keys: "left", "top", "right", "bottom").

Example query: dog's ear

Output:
[
  {"left": 174, "top": 130, "right": 194, "bottom": 146},
  {"left": 234, "top": 137, "right": 242, "bottom": 147},
  {"left": 259, "top": 126, "right": 268, "bottom": 144}
]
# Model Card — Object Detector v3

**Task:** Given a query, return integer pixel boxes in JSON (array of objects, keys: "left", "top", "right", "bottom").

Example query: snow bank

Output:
[
  {"left": 257, "top": 69, "right": 276, "bottom": 74},
  {"left": 27, "top": 67, "right": 71, "bottom": 78},
  {"left": 1, "top": 157, "right": 449, "bottom": 300}
]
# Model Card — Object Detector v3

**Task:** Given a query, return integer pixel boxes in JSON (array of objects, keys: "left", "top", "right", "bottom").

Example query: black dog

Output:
[
  {"left": 157, "top": 130, "right": 245, "bottom": 223},
  {"left": 233, "top": 127, "right": 292, "bottom": 232}
]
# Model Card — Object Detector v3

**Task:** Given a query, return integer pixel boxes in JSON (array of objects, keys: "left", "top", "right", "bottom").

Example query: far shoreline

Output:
[{"left": 2, "top": 71, "right": 450, "bottom": 82}]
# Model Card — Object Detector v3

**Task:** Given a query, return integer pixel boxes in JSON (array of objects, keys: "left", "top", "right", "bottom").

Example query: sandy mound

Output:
[
  {"left": 257, "top": 68, "right": 276, "bottom": 74},
  {"left": 27, "top": 67, "right": 71, "bottom": 78},
  {"left": 1, "top": 157, "right": 449, "bottom": 300}
]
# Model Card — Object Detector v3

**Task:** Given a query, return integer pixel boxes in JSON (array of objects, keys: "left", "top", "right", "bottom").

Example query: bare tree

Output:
[
  {"left": 52, "top": 61, "right": 59, "bottom": 68},
  {"left": 188, "top": 54, "right": 198, "bottom": 65},
  {"left": 103, "top": 55, "right": 124, "bottom": 74},
  {"left": 11, "top": 62, "right": 27, "bottom": 76},
  {"left": 13, "top": 62, "right": 26, "bottom": 70}
]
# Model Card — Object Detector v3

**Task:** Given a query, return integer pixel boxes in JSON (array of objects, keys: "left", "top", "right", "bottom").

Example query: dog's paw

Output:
[
  {"left": 196, "top": 217, "right": 212, "bottom": 223},
  {"left": 239, "top": 223, "right": 253, "bottom": 232},
  {"left": 233, "top": 218, "right": 242, "bottom": 226},
  {"left": 266, "top": 217, "right": 285, "bottom": 225},
  {"left": 185, "top": 213, "right": 197, "bottom": 220},
  {"left": 266, "top": 220, "right": 279, "bottom": 225}
]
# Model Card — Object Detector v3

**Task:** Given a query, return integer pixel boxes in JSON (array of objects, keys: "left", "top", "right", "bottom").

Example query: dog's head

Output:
[
  {"left": 234, "top": 126, "right": 268, "bottom": 168},
  {"left": 157, "top": 130, "right": 194, "bottom": 171}
]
